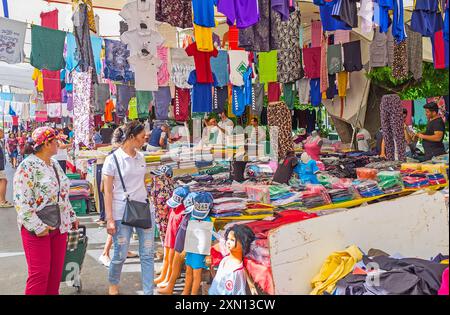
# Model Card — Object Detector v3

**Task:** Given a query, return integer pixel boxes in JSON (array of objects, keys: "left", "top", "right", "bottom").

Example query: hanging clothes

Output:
[
  {"left": 188, "top": 70, "right": 218, "bottom": 113},
  {"left": 136, "top": 91, "right": 153, "bottom": 119},
  {"left": 153, "top": 87, "right": 172, "bottom": 120},
  {"left": 217, "top": 0, "right": 260, "bottom": 29},
  {"left": 430, "top": 30, "right": 447, "bottom": 69},
  {"left": 303, "top": 47, "right": 321, "bottom": 79},
  {"left": 392, "top": 40, "right": 409, "bottom": 79},
  {"left": 380, "top": 94, "right": 406, "bottom": 161},
  {"left": 185, "top": 42, "right": 218, "bottom": 84},
  {"left": 320, "top": 34, "right": 329, "bottom": 93},
  {"left": 232, "top": 86, "right": 246, "bottom": 117},
  {"left": 73, "top": 68, "right": 94, "bottom": 148},
  {"left": 173, "top": 87, "right": 190, "bottom": 121},
  {"left": 311, "top": 20, "right": 322, "bottom": 48},
  {"left": 228, "top": 50, "right": 249, "bottom": 86},
  {"left": 30, "top": 25, "right": 66, "bottom": 71},
  {"left": 358, "top": 0, "right": 374, "bottom": 33},
  {"left": 257, "top": 50, "right": 278, "bottom": 84},
  {"left": 42, "top": 70, "right": 61, "bottom": 104},
  {"left": 73, "top": 0, "right": 96, "bottom": 33},
  {"left": 283, "top": 82, "right": 296, "bottom": 110},
  {"left": 104, "top": 39, "right": 134, "bottom": 82},
  {"left": 297, "top": 78, "right": 311, "bottom": 105},
  {"left": 319, "top": 2, "right": 352, "bottom": 32},
  {"left": 343, "top": 40, "right": 363, "bottom": 72},
  {"left": 213, "top": 86, "right": 229, "bottom": 113},
  {"left": 275, "top": 9, "right": 304, "bottom": 83},
  {"left": 267, "top": 101, "right": 294, "bottom": 159},
  {"left": 128, "top": 52, "right": 162, "bottom": 91},
  {"left": 251, "top": 83, "right": 265, "bottom": 116},
  {"left": 155, "top": 0, "right": 193, "bottom": 29},
  {"left": 327, "top": 44, "right": 343, "bottom": 75},
  {"left": 238, "top": 0, "right": 279, "bottom": 52},
  {"left": 210, "top": 50, "right": 229, "bottom": 87},
  {"left": 268, "top": 82, "right": 281, "bottom": 103},
  {"left": 405, "top": 25, "right": 423, "bottom": 80},
  {"left": 94, "top": 83, "right": 110, "bottom": 115},
  {"left": 370, "top": 27, "right": 395, "bottom": 68},
  {"left": 72, "top": 3, "right": 98, "bottom": 83},
  {"left": 0, "top": 17, "right": 27, "bottom": 64},
  {"left": 40, "top": 9, "right": 58, "bottom": 29},
  {"left": 120, "top": 0, "right": 156, "bottom": 33},
  {"left": 410, "top": 0, "right": 443, "bottom": 37},
  {"left": 157, "top": 46, "right": 171, "bottom": 87},
  {"left": 116, "top": 84, "right": 136, "bottom": 118}
]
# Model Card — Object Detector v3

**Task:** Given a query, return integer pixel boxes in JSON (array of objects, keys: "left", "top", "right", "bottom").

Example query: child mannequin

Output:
[
  {"left": 295, "top": 152, "right": 320, "bottom": 184},
  {"left": 209, "top": 224, "right": 255, "bottom": 295},
  {"left": 182, "top": 192, "right": 215, "bottom": 295},
  {"left": 157, "top": 186, "right": 190, "bottom": 288},
  {"left": 158, "top": 192, "right": 197, "bottom": 294}
]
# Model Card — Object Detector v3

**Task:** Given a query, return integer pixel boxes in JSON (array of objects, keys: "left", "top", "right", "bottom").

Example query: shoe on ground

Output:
[
  {"left": 0, "top": 201, "right": 13, "bottom": 208},
  {"left": 99, "top": 254, "right": 111, "bottom": 268},
  {"left": 127, "top": 251, "right": 139, "bottom": 258},
  {"left": 108, "top": 285, "right": 119, "bottom": 295}
]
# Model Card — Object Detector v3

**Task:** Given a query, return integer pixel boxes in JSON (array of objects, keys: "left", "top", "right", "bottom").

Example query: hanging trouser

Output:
[
  {"left": 380, "top": 94, "right": 406, "bottom": 161},
  {"left": 267, "top": 101, "right": 294, "bottom": 160}
]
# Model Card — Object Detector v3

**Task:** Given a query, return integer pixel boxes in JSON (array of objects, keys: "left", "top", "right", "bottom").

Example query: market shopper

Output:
[
  {"left": 0, "top": 128, "right": 13, "bottom": 208},
  {"left": 147, "top": 124, "right": 171, "bottom": 151},
  {"left": 217, "top": 111, "right": 234, "bottom": 138},
  {"left": 102, "top": 121, "right": 154, "bottom": 295},
  {"left": 246, "top": 118, "right": 266, "bottom": 144},
  {"left": 13, "top": 127, "right": 79, "bottom": 295},
  {"left": 93, "top": 126, "right": 103, "bottom": 145},
  {"left": 7, "top": 132, "right": 19, "bottom": 168},
  {"left": 414, "top": 102, "right": 447, "bottom": 161}
]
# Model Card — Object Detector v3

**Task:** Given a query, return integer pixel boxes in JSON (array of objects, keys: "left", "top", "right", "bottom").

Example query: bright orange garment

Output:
[
  {"left": 337, "top": 71, "right": 348, "bottom": 97},
  {"left": 310, "top": 245, "right": 363, "bottom": 295},
  {"left": 104, "top": 99, "right": 114, "bottom": 122}
]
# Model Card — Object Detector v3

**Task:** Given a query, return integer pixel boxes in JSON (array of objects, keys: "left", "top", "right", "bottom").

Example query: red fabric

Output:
[
  {"left": 401, "top": 100, "right": 413, "bottom": 125},
  {"left": 433, "top": 30, "right": 446, "bottom": 69},
  {"left": 21, "top": 227, "right": 68, "bottom": 295},
  {"left": 173, "top": 87, "right": 190, "bottom": 121},
  {"left": 164, "top": 205, "right": 186, "bottom": 249},
  {"left": 12, "top": 116, "right": 19, "bottom": 126},
  {"left": 311, "top": 20, "right": 322, "bottom": 48},
  {"left": 227, "top": 25, "right": 243, "bottom": 50},
  {"left": 40, "top": 9, "right": 58, "bottom": 29},
  {"left": 185, "top": 42, "right": 218, "bottom": 83},
  {"left": 245, "top": 210, "right": 318, "bottom": 239},
  {"left": 244, "top": 258, "right": 275, "bottom": 295},
  {"left": 93, "top": 114, "right": 103, "bottom": 127},
  {"left": 267, "top": 82, "right": 281, "bottom": 103},
  {"left": 303, "top": 47, "right": 321, "bottom": 79},
  {"left": 438, "top": 267, "right": 449, "bottom": 295},
  {"left": 42, "top": 70, "right": 61, "bottom": 104},
  {"left": 47, "top": 117, "right": 62, "bottom": 124},
  {"left": 211, "top": 247, "right": 224, "bottom": 267},
  {"left": 304, "top": 139, "right": 321, "bottom": 161}
]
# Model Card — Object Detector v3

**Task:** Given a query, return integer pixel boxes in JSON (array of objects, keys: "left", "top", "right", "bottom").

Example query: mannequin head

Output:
[
  {"left": 301, "top": 152, "right": 311, "bottom": 164},
  {"left": 224, "top": 225, "right": 255, "bottom": 260},
  {"left": 311, "top": 130, "right": 319, "bottom": 138}
]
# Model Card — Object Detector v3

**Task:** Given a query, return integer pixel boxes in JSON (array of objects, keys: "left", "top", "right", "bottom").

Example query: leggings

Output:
[{"left": 380, "top": 94, "right": 406, "bottom": 161}]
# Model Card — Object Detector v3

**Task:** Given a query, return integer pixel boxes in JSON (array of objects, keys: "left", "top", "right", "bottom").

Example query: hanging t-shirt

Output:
[
  {"left": 32, "top": 69, "right": 44, "bottom": 92},
  {"left": 128, "top": 53, "right": 162, "bottom": 91},
  {"left": 210, "top": 50, "right": 229, "bottom": 87},
  {"left": 94, "top": 83, "right": 110, "bottom": 115},
  {"left": 213, "top": 86, "right": 229, "bottom": 113},
  {"left": 119, "top": 0, "right": 156, "bottom": 33},
  {"left": 173, "top": 87, "right": 190, "bottom": 121},
  {"left": 30, "top": 25, "right": 66, "bottom": 71},
  {"left": 185, "top": 42, "right": 218, "bottom": 83},
  {"left": 128, "top": 97, "right": 138, "bottom": 120},
  {"left": 116, "top": 85, "right": 136, "bottom": 118},
  {"left": 104, "top": 39, "right": 134, "bottom": 82},
  {"left": 120, "top": 29, "right": 165, "bottom": 57},
  {"left": 319, "top": 2, "right": 352, "bottom": 31},
  {"left": 42, "top": 70, "right": 61, "bottom": 104},
  {"left": 243, "top": 67, "right": 253, "bottom": 106},
  {"left": 257, "top": 50, "right": 278, "bottom": 83},
  {"left": 192, "top": 0, "right": 217, "bottom": 27},
  {"left": 194, "top": 24, "right": 214, "bottom": 52},
  {"left": 66, "top": 33, "right": 103, "bottom": 78},
  {"left": 283, "top": 82, "right": 296, "bottom": 110},
  {"left": 136, "top": 91, "right": 153, "bottom": 119},
  {"left": 47, "top": 103, "right": 62, "bottom": 118},
  {"left": 251, "top": 83, "right": 265, "bottom": 115},
  {"left": 188, "top": 70, "right": 218, "bottom": 113},
  {"left": 232, "top": 86, "right": 246, "bottom": 117},
  {"left": 157, "top": 46, "right": 170, "bottom": 86},
  {"left": 228, "top": 50, "right": 249, "bottom": 86},
  {"left": 303, "top": 47, "right": 321, "bottom": 79},
  {"left": 153, "top": 86, "right": 172, "bottom": 120},
  {"left": 217, "top": 0, "right": 260, "bottom": 29},
  {"left": 0, "top": 17, "right": 27, "bottom": 64},
  {"left": 327, "top": 44, "right": 343, "bottom": 74},
  {"left": 104, "top": 99, "right": 115, "bottom": 122}
]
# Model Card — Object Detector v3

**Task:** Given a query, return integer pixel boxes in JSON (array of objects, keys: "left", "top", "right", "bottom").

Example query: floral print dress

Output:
[
  {"left": 13, "top": 155, "right": 77, "bottom": 235},
  {"left": 150, "top": 174, "right": 174, "bottom": 243}
]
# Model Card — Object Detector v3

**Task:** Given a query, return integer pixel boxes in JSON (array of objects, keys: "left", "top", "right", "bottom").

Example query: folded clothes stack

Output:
[
  {"left": 211, "top": 197, "right": 249, "bottom": 218},
  {"left": 301, "top": 185, "right": 331, "bottom": 208},
  {"left": 426, "top": 173, "right": 447, "bottom": 186},
  {"left": 328, "top": 188, "right": 355, "bottom": 203},
  {"left": 402, "top": 173, "right": 430, "bottom": 189},
  {"left": 377, "top": 171, "right": 404, "bottom": 193},
  {"left": 69, "top": 179, "right": 90, "bottom": 200},
  {"left": 353, "top": 180, "right": 384, "bottom": 198}
]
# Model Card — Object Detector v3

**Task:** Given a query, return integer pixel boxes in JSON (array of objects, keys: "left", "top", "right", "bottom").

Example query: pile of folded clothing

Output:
[
  {"left": 244, "top": 203, "right": 274, "bottom": 216},
  {"left": 301, "top": 185, "right": 331, "bottom": 208},
  {"left": 377, "top": 171, "right": 404, "bottom": 194},
  {"left": 353, "top": 180, "right": 384, "bottom": 197},
  {"left": 328, "top": 188, "right": 356, "bottom": 203},
  {"left": 269, "top": 185, "right": 292, "bottom": 201},
  {"left": 211, "top": 197, "right": 249, "bottom": 218},
  {"left": 246, "top": 163, "right": 275, "bottom": 181},
  {"left": 426, "top": 173, "right": 447, "bottom": 186},
  {"left": 271, "top": 192, "right": 302, "bottom": 207},
  {"left": 69, "top": 179, "right": 90, "bottom": 201},
  {"left": 402, "top": 173, "right": 430, "bottom": 189}
]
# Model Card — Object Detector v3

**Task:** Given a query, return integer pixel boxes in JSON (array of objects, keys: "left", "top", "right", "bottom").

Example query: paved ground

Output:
[{"left": 0, "top": 161, "right": 185, "bottom": 295}]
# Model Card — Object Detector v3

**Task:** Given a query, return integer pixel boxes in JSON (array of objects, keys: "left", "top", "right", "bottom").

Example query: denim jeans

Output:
[{"left": 109, "top": 219, "right": 155, "bottom": 295}]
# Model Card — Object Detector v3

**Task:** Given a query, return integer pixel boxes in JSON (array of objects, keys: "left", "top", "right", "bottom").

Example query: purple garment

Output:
[
  {"left": 67, "top": 92, "right": 74, "bottom": 111},
  {"left": 272, "top": 0, "right": 290, "bottom": 21},
  {"left": 174, "top": 213, "right": 190, "bottom": 253},
  {"left": 116, "top": 84, "right": 136, "bottom": 118},
  {"left": 213, "top": 33, "right": 221, "bottom": 47},
  {"left": 153, "top": 86, "right": 172, "bottom": 120},
  {"left": 61, "top": 88, "right": 68, "bottom": 103},
  {"left": 217, "top": 0, "right": 260, "bottom": 29}
]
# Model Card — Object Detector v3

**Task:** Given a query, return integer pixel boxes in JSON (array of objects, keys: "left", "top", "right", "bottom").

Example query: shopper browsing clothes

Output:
[
  {"left": 7, "top": 132, "right": 19, "bottom": 168},
  {"left": 102, "top": 121, "right": 154, "bottom": 295},
  {"left": 13, "top": 127, "right": 79, "bottom": 295},
  {"left": 0, "top": 128, "right": 13, "bottom": 208}
]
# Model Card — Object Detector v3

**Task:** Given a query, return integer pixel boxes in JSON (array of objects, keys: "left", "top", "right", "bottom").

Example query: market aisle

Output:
[{"left": 0, "top": 161, "right": 183, "bottom": 295}]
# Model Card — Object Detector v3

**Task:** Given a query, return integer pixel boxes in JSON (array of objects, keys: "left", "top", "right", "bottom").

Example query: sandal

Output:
[{"left": 0, "top": 202, "right": 13, "bottom": 208}]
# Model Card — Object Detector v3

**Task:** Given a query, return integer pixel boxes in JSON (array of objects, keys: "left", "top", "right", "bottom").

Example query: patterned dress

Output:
[
  {"left": 155, "top": 0, "right": 193, "bottom": 29},
  {"left": 150, "top": 174, "right": 174, "bottom": 243},
  {"left": 73, "top": 68, "right": 94, "bottom": 149},
  {"left": 13, "top": 155, "right": 77, "bottom": 235}
]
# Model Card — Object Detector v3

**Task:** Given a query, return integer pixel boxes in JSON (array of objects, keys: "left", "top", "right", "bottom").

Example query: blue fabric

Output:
[
  {"left": 232, "top": 85, "right": 246, "bottom": 117},
  {"left": 109, "top": 219, "right": 155, "bottom": 295},
  {"left": 188, "top": 70, "right": 217, "bottom": 113},
  {"left": 410, "top": 0, "right": 444, "bottom": 37},
  {"left": 2, "top": 0, "right": 9, "bottom": 18},
  {"left": 319, "top": 2, "right": 351, "bottom": 31},
  {"left": 243, "top": 66, "right": 253, "bottom": 106},
  {"left": 210, "top": 50, "right": 229, "bottom": 87},
  {"left": 310, "top": 78, "right": 321, "bottom": 106},
  {"left": 392, "top": 0, "right": 406, "bottom": 42},
  {"left": 294, "top": 160, "right": 320, "bottom": 185},
  {"left": 149, "top": 127, "right": 166, "bottom": 147},
  {"left": 104, "top": 39, "right": 134, "bottom": 82},
  {"left": 192, "top": 0, "right": 217, "bottom": 27},
  {"left": 413, "top": 99, "right": 428, "bottom": 125},
  {"left": 0, "top": 93, "right": 12, "bottom": 101},
  {"left": 379, "top": 0, "right": 393, "bottom": 33},
  {"left": 185, "top": 216, "right": 213, "bottom": 270},
  {"left": 445, "top": 1, "right": 449, "bottom": 42}
]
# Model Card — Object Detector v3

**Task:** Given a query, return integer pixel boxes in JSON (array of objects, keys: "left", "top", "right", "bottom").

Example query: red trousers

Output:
[{"left": 21, "top": 227, "right": 68, "bottom": 295}]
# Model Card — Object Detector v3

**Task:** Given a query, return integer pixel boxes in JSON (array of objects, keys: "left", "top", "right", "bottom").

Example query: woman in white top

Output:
[{"left": 102, "top": 121, "right": 154, "bottom": 295}]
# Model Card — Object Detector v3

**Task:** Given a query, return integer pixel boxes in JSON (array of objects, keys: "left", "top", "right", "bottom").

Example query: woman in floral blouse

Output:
[{"left": 13, "top": 127, "right": 78, "bottom": 295}]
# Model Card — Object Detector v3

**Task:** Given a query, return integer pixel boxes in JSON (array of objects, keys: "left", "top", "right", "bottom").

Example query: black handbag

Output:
[
  {"left": 112, "top": 153, "right": 152, "bottom": 229},
  {"left": 36, "top": 164, "right": 61, "bottom": 229}
]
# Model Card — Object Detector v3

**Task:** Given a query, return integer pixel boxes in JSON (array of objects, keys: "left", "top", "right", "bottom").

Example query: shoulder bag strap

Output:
[
  {"left": 52, "top": 163, "right": 61, "bottom": 202},
  {"left": 112, "top": 153, "right": 128, "bottom": 195}
]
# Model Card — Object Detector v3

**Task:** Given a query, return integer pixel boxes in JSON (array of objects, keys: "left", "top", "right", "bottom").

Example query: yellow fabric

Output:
[
  {"left": 310, "top": 245, "right": 363, "bottom": 295},
  {"left": 421, "top": 164, "right": 448, "bottom": 175},
  {"left": 401, "top": 163, "right": 422, "bottom": 171},
  {"left": 337, "top": 71, "right": 348, "bottom": 97},
  {"left": 32, "top": 68, "right": 44, "bottom": 92},
  {"left": 194, "top": 24, "right": 214, "bottom": 52},
  {"left": 441, "top": 259, "right": 449, "bottom": 265}
]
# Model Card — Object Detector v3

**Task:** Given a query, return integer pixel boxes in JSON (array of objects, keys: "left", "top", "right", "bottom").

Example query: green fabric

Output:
[
  {"left": 136, "top": 91, "right": 153, "bottom": 119},
  {"left": 269, "top": 185, "right": 290, "bottom": 197},
  {"left": 30, "top": 25, "right": 66, "bottom": 71},
  {"left": 128, "top": 97, "right": 138, "bottom": 120},
  {"left": 258, "top": 50, "right": 278, "bottom": 83},
  {"left": 283, "top": 83, "right": 297, "bottom": 110}
]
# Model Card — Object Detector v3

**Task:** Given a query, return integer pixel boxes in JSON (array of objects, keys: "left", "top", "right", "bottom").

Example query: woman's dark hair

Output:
[
  {"left": 121, "top": 120, "right": 145, "bottom": 142},
  {"left": 225, "top": 224, "right": 255, "bottom": 256},
  {"left": 23, "top": 141, "right": 44, "bottom": 155}
]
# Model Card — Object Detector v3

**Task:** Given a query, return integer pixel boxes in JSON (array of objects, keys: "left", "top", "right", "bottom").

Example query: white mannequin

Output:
[
  {"left": 301, "top": 152, "right": 311, "bottom": 164},
  {"left": 307, "top": 130, "right": 323, "bottom": 146}
]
